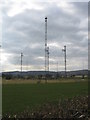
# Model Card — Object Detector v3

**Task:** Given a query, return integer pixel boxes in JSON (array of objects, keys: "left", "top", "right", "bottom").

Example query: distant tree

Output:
[
  {"left": 38, "top": 75, "right": 42, "bottom": 80},
  {"left": 82, "top": 75, "right": 85, "bottom": 79},
  {"left": 2, "top": 74, "right": 13, "bottom": 80},
  {"left": 70, "top": 75, "right": 75, "bottom": 78}
]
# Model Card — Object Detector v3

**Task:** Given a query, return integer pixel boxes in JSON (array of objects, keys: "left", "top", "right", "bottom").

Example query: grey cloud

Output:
[
  {"left": 72, "top": 2, "right": 88, "bottom": 18},
  {"left": 2, "top": 2, "right": 88, "bottom": 71}
]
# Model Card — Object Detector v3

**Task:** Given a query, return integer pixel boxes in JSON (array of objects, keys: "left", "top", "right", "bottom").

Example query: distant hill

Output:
[{"left": 2, "top": 70, "right": 88, "bottom": 77}]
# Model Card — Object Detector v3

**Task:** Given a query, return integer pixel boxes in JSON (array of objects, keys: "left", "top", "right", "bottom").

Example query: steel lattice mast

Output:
[
  {"left": 45, "top": 17, "right": 47, "bottom": 82},
  {"left": 62, "top": 45, "right": 67, "bottom": 77},
  {"left": 45, "top": 17, "right": 50, "bottom": 82},
  {"left": 21, "top": 52, "right": 23, "bottom": 74},
  {"left": 45, "top": 17, "right": 47, "bottom": 74},
  {"left": 47, "top": 46, "right": 49, "bottom": 72}
]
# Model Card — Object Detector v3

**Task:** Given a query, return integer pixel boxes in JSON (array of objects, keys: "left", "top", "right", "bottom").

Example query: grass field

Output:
[{"left": 2, "top": 80, "right": 88, "bottom": 115}]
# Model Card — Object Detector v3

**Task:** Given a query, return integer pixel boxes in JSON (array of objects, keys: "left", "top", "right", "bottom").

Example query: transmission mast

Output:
[
  {"left": 62, "top": 45, "right": 67, "bottom": 77},
  {"left": 21, "top": 52, "right": 23, "bottom": 75},
  {"left": 56, "top": 61, "right": 59, "bottom": 79},
  {"left": 47, "top": 46, "right": 49, "bottom": 72},
  {"left": 45, "top": 17, "right": 47, "bottom": 72},
  {"left": 45, "top": 17, "right": 50, "bottom": 82},
  {"left": 45, "top": 17, "right": 48, "bottom": 82}
]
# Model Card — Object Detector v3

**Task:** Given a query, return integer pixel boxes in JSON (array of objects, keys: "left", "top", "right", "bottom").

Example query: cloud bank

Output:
[{"left": 2, "top": 1, "right": 88, "bottom": 71}]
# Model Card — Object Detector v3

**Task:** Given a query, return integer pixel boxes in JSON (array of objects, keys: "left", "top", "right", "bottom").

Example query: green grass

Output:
[{"left": 2, "top": 81, "right": 88, "bottom": 115}]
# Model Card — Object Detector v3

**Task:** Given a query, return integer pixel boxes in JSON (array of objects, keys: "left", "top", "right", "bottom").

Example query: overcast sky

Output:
[{"left": 1, "top": 1, "right": 88, "bottom": 72}]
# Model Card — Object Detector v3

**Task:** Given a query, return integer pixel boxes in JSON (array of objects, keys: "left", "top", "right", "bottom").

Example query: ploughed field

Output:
[{"left": 2, "top": 80, "right": 88, "bottom": 116}]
